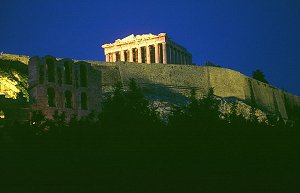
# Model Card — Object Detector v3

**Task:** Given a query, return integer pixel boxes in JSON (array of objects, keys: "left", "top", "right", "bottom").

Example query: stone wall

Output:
[
  {"left": 2, "top": 54, "right": 300, "bottom": 121},
  {"left": 90, "top": 61, "right": 300, "bottom": 121},
  {"left": 29, "top": 56, "right": 102, "bottom": 119}
]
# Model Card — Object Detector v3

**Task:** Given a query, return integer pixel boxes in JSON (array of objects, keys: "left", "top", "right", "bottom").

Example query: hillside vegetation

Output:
[
  {"left": 1, "top": 80, "right": 300, "bottom": 192},
  {"left": 0, "top": 54, "right": 29, "bottom": 100}
]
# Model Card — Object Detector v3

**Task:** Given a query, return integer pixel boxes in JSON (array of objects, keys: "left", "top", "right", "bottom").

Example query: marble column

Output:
[
  {"left": 146, "top": 46, "right": 151, "bottom": 64},
  {"left": 174, "top": 49, "right": 177, "bottom": 64},
  {"left": 120, "top": 50, "right": 125, "bottom": 61},
  {"left": 138, "top": 47, "right": 142, "bottom": 63},
  {"left": 105, "top": 54, "right": 109, "bottom": 62},
  {"left": 129, "top": 48, "right": 133, "bottom": 62},
  {"left": 162, "top": 42, "right": 167, "bottom": 64},
  {"left": 182, "top": 54, "right": 186, "bottom": 65},
  {"left": 155, "top": 44, "right": 159, "bottom": 63},
  {"left": 179, "top": 52, "right": 183, "bottom": 64},
  {"left": 168, "top": 46, "right": 172, "bottom": 64},
  {"left": 112, "top": 52, "right": 116, "bottom": 62},
  {"left": 186, "top": 55, "right": 189, "bottom": 64}
]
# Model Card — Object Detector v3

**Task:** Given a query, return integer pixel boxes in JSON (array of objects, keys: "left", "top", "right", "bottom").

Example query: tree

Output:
[
  {"left": 168, "top": 87, "right": 222, "bottom": 131},
  {"left": 99, "top": 79, "right": 162, "bottom": 133},
  {"left": 252, "top": 69, "right": 268, "bottom": 84}
]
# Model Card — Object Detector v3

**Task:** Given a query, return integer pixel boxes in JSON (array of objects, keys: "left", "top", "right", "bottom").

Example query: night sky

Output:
[{"left": 1, "top": 0, "right": 299, "bottom": 95}]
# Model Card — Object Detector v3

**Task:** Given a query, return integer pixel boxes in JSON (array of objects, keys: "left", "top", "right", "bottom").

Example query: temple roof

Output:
[{"left": 102, "top": 33, "right": 167, "bottom": 47}]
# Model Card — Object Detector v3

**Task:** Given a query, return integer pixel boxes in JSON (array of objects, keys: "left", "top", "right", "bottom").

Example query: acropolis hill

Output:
[{"left": 1, "top": 33, "right": 300, "bottom": 122}]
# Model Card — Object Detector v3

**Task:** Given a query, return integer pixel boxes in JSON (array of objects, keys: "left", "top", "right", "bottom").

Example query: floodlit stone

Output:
[{"left": 102, "top": 33, "right": 192, "bottom": 65}]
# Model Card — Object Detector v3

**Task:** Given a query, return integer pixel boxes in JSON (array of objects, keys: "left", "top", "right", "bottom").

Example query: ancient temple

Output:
[{"left": 102, "top": 33, "right": 192, "bottom": 64}]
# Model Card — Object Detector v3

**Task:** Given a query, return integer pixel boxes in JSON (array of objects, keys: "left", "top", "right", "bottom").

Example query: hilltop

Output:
[{"left": 1, "top": 53, "right": 300, "bottom": 122}]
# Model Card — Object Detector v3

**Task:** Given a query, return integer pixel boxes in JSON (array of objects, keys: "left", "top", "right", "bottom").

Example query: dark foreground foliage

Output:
[{"left": 1, "top": 80, "right": 300, "bottom": 193}]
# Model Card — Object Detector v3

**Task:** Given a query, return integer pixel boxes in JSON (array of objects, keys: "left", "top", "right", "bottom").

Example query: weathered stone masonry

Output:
[
  {"left": 29, "top": 56, "right": 101, "bottom": 119},
  {"left": 102, "top": 33, "right": 192, "bottom": 65},
  {"left": 90, "top": 61, "right": 300, "bottom": 121}
]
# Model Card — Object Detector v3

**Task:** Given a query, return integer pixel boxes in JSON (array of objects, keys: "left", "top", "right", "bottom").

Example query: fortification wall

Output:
[
  {"left": 205, "top": 67, "right": 251, "bottom": 101},
  {"left": 1, "top": 54, "right": 299, "bottom": 121},
  {"left": 91, "top": 62, "right": 300, "bottom": 120}
]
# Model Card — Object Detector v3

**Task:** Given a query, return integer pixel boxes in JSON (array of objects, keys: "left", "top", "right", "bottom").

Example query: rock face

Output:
[
  {"left": 0, "top": 54, "right": 29, "bottom": 122},
  {"left": 0, "top": 54, "right": 29, "bottom": 99},
  {"left": 0, "top": 76, "right": 21, "bottom": 99},
  {"left": 90, "top": 61, "right": 300, "bottom": 121}
]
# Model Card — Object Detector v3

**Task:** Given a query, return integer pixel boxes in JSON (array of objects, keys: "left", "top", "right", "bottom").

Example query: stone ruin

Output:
[
  {"left": 102, "top": 33, "right": 192, "bottom": 65},
  {"left": 28, "top": 56, "right": 102, "bottom": 119}
]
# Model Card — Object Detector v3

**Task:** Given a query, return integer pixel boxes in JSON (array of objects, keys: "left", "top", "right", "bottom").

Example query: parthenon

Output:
[{"left": 102, "top": 33, "right": 192, "bottom": 64}]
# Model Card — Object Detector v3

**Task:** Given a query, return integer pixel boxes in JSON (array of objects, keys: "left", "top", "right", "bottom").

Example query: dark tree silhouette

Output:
[
  {"left": 252, "top": 69, "right": 269, "bottom": 83},
  {"left": 168, "top": 87, "right": 222, "bottom": 132},
  {"left": 2, "top": 80, "right": 300, "bottom": 193},
  {"left": 99, "top": 79, "right": 162, "bottom": 133}
]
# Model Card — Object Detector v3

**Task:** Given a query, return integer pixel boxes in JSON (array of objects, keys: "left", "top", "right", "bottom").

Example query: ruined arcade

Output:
[{"left": 28, "top": 56, "right": 101, "bottom": 119}]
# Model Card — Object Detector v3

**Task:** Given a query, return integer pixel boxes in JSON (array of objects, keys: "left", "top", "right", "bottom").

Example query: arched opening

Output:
[
  {"left": 39, "top": 65, "right": 44, "bottom": 84},
  {"left": 46, "top": 58, "right": 55, "bottom": 82},
  {"left": 81, "top": 92, "right": 88, "bottom": 110},
  {"left": 47, "top": 87, "right": 56, "bottom": 107},
  {"left": 80, "top": 64, "right": 87, "bottom": 87},
  {"left": 75, "top": 70, "right": 79, "bottom": 88},
  {"left": 65, "top": 90, "right": 72, "bottom": 108},
  {"left": 64, "top": 61, "right": 72, "bottom": 85},
  {"left": 57, "top": 67, "right": 62, "bottom": 86},
  {"left": 64, "top": 90, "right": 72, "bottom": 108}
]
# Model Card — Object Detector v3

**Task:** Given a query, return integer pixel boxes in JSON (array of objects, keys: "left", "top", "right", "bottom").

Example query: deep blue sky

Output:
[{"left": 1, "top": 0, "right": 300, "bottom": 95}]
